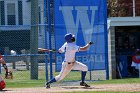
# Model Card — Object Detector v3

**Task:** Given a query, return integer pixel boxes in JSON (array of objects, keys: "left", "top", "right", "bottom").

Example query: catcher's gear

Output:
[
  {"left": 0, "top": 80, "right": 6, "bottom": 90},
  {"left": 0, "top": 54, "right": 2, "bottom": 59},
  {"left": 5, "top": 71, "right": 13, "bottom": 79},
  {"left": 2, "top": 64, "right": 8, "bottom": 72}
]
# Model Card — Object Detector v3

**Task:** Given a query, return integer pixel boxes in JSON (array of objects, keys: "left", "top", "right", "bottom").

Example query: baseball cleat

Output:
[
  {"left": 80, "top": 82, "right": 90, "bottom": 87},
  {"left": 46, "top": 83, "right": 50, "bottom": 88}
]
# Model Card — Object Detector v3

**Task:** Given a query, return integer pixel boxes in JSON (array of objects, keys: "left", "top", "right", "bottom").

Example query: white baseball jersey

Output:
[
  {"left": 55, "top": 42, "right": 88, "bottom": 81},
  {"left": 59, "top": 42, "right": 80, "bottom": 62}
]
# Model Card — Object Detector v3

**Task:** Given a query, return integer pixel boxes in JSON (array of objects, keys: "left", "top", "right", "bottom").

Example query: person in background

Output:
[
  {"left": 131, "top": 49, "right": 140, "bottom": 77},
  {"left": 0, "top": 53, "right": 9, "bottom": 90}
]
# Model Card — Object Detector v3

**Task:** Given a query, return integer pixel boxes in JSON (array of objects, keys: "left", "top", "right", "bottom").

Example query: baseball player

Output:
[
  {"left": 45, "top": 33, "right": 93, "bottom": 88},
  {"left": 131, "top": 49, "right": 140, "bottom": 76},
  {"left": 0, "top": 54, "right": 9, "bottom": 90}
]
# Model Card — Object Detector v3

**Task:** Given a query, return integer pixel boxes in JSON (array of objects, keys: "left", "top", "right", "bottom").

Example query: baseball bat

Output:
[{"left": 38, "top": 48, "right": 56, "bottom": 52}]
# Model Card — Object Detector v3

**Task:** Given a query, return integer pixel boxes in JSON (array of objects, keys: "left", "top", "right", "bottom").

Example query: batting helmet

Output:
[
  {"left": 64, "top": 33, "right": 75, "bottom": 43},
  {"left": 0, "top": 80, "right": 6, "bottom": 90}
]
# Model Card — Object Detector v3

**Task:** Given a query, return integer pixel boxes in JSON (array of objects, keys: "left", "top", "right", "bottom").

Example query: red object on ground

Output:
[{"left": 0, "top": 80, "right": 6, "bottom": 90}]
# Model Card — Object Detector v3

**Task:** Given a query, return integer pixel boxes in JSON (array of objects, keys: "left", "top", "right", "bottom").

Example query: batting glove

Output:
[{"left": 89, "top": 41, "right": 94, "bottom": 45}]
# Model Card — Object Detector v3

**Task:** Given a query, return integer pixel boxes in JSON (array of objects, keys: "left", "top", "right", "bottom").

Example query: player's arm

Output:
[
  {"left": 0, "top": 55, "right": 8, "bottom": 77},
  {"left": 79, "top": 41, "right": 93, "bottom": 51},
  {"left": 58, "top": 43, "right": 67, "bottom": 54}
]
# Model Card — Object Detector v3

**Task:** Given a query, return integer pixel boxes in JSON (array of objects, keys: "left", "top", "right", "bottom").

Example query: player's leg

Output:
[
  {"left": 46, "top": 62, "right": 67, "bottom": 86},
  {"left": 72, "top": 61, "right": 90, "bottom": 87},
  {"left": 45, "top": 78, "right": 56, "bottom": 88},
  {"left": 55, "top": 62, "right": 73, "bottom": 81},
  {"left": 72, "top": 61, "right": 88, "bottom": 81},
  {"left": 46, "top": 62, "right": 73, "bottom": 88}
]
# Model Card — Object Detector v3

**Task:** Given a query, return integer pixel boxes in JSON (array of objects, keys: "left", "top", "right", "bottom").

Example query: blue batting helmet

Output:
[{"left": 64, "top": 33, "right": 75, "bottom": 43}]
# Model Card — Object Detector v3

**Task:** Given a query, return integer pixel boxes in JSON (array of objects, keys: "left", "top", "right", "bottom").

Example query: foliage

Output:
[{"left": 107, "top": 0, "right": 133, "bottom": 17}]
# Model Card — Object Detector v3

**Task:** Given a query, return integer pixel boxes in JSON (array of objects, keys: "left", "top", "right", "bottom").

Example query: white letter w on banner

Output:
[{"left": 59, "top": 6, "right": 98, "bottom": 44}]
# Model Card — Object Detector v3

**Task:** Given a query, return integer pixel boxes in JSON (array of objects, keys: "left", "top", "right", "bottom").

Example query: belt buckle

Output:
[{"left": 68, "top": 61, "right": 75, "bottom": 64}]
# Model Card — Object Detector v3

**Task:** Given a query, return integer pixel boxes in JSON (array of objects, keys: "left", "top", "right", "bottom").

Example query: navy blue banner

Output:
[{"left": 54, "top": 0, "right": 108, "bottom": 71}]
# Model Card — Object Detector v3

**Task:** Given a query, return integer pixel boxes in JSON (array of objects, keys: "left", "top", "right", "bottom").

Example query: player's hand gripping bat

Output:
[{"left": 88, "top": 41, "right": 94, "bottom": 45}]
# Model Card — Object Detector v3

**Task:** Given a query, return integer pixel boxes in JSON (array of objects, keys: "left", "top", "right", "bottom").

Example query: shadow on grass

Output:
[{"left": 61, "top": 86, "right": 102, "bottom": 89}]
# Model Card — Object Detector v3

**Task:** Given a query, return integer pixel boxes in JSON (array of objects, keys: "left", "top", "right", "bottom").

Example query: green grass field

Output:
[
  {"left": 5, "top": 70, "right": 82, "bottom": 88},
  {"left": 6, "top": 77, "right": 140, "bottom": 88},
  {"left": 2, "top": 70, "right": 140, "bottom": 93},
  {"left": 4, "top": 70, "right": 45, "bottom": 88},
  {"left": 3, "top": 70, "right": 140, "bottom": 87}
]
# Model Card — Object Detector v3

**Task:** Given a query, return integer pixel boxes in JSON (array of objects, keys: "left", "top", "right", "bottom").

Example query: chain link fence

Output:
[
  {"left": 0, "top": 24, "right": 49, "bottom": 85},
  {"left": 0, "top": 0, "right": 107, "bottom": 86}
]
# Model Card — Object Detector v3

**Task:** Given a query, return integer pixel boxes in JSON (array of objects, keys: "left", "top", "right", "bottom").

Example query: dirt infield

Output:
[{"left": 1, "top": 83, "right": 140, "bottom": 93}]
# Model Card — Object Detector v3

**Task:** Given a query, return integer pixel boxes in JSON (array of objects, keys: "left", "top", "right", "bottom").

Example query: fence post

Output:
[
  {"left": 30, "top": 0, "right": 39, "bottom": 80},
  {"left": 44, "top": 0, "right": 49, "bottom": 81},
  {"left": 47, "top": 0, "right": 53, "bottom": 79}
]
